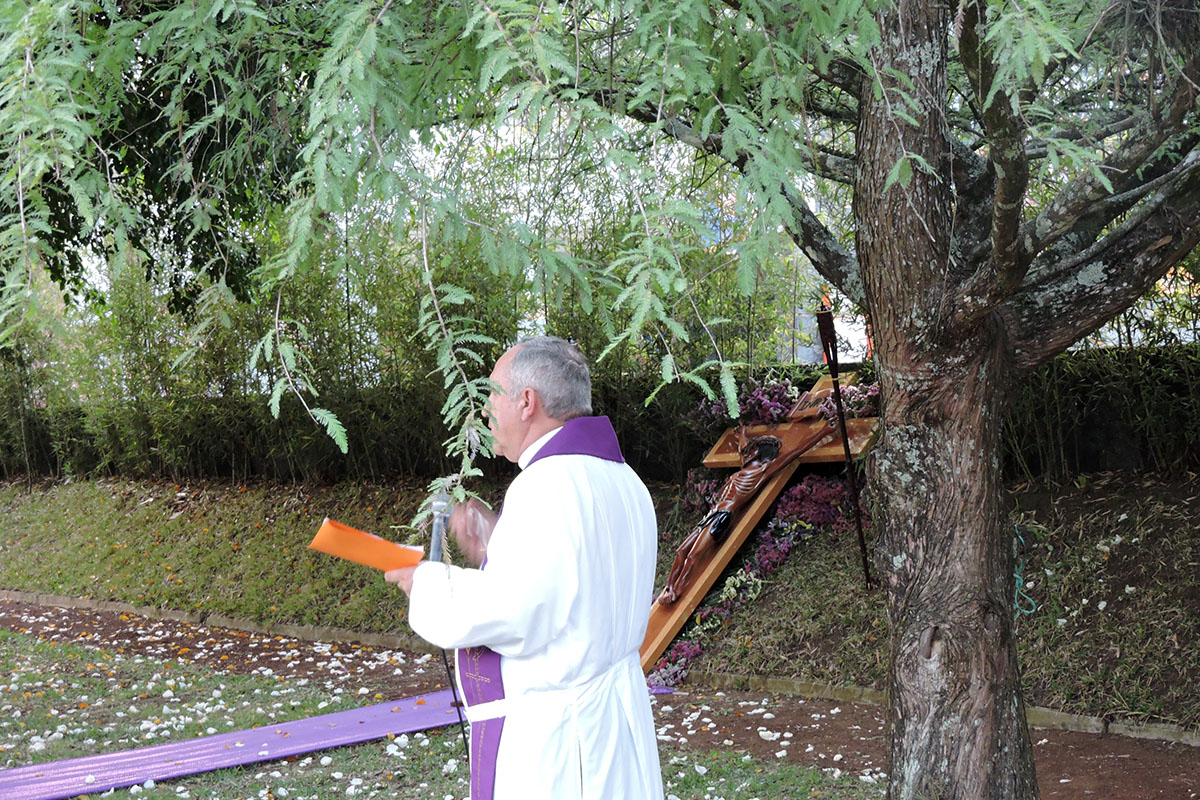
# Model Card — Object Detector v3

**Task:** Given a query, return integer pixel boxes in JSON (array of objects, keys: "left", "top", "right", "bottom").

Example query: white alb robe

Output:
[{"left": 408, "top": 425, "right": 664, "bottom": 799}]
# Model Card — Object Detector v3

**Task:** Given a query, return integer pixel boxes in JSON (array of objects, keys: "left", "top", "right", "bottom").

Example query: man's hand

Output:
[
  {"left": 448, "top": 498, "right": 496, "bottom": 567},
  {"left": 384, "top": 565, "right": 419, "bottom": 596}
]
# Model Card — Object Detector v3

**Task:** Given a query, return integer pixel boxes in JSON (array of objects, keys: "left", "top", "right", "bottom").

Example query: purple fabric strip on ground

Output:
[{"left": 0, "top": 690, "right": 459, "bottom": 800}]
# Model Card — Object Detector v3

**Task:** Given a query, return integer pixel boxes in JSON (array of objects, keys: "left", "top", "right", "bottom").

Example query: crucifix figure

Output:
[
  {"left": 639, "top": 372, "right": 878, "bottom": 671},
  {"left": 658, "top": 421, "right": 833, "bottom": 605}
]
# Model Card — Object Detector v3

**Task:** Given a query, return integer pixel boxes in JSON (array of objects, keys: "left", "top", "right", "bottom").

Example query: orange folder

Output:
[{"left": 308, "top": 518, "right": 424, "bottom": 571}]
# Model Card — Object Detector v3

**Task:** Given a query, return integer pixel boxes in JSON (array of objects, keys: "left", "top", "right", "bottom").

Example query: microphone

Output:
[{"left": 428, "top": 491, "right": 452, "bottom": 563}]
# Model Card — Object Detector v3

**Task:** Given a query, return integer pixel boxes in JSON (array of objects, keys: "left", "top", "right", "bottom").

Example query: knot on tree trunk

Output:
[{"left": 920, "top": 624, "right": 942, "bottom": 660}]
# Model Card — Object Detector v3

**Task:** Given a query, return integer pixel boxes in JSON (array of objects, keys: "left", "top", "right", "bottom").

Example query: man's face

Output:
[{"left": 486, "top": 348, "right": 524, "bottom": 462}]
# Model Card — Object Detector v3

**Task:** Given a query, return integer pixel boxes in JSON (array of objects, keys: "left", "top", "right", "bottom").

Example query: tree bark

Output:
[
  {"left": 868, "top": 340, "right": 1039, "bottom": 800},
  {"left": 855, "top": 1, "right": 1040, "bottom": 797}
]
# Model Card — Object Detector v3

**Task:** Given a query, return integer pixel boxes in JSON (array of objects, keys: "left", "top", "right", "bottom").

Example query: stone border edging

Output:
[
  {"left": 0, "top": 588, "right": 437, "bottom": 656},
  {"left": 687, "top": 670, "right": 1200, "bottom": 748}
]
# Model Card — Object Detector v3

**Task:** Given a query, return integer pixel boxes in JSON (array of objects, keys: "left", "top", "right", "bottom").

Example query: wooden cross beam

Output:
[
  {"left": 639, "top": 459, "right": 803, "bottom": 674},
  {"left": 639, "top": 375, "right": 879, "bottom": 674},
  {"left": 699, "top": 374, "right": 875, "bottom": 468}
]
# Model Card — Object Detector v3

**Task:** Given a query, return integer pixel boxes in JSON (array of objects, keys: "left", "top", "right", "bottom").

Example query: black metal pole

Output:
[
  {"left": 815, "top": 309, "right": 872, "bottom": 589},
  {"left": 439, "top": 647, "right": 470, "bottom": 761}
]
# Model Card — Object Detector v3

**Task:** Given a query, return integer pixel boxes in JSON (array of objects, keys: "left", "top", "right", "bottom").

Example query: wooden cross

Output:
[{"left": 639, "top": 374, "right": 879, "bottom": 673}]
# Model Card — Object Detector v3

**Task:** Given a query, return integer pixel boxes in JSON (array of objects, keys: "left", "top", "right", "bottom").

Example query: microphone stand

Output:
[{"left": 429, "top": 492, "right": 471, "bottom": 763}]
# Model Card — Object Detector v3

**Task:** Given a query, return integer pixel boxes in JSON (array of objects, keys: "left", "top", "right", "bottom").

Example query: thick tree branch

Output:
[
  {"left": 949, "top": 133, "right": 993, "bottom": 271},
  {"left": 1063, "top": 136, "right": 1200, "bottom": 231},
  {"left": 1024, "top": 113, "right": 1141, "bottom": 161},
  {"left": 1009, "top": 129, "right": 1200, "bottom": 297},
  {"left": 803, "top": 100, "right": 859, "bottom": 125},
  {"left": 568, "top": 46, "right": 866, "bottom": 298},
  {"left": 953, "top": 0, "right": 1031, "bottom": 328},
  {"left": 1020, "top": 58, "right": 1200, "bottom": 262},
  {"left": 655, "top": 114, "right": 862, "bottom": 303},
  {"left": 802, "top": 144, "right": 856, "bottom": 184},
  {"left": 814, "top": 55, "right": 867, "bottom": 97},
  {"left": 781, "top": 183, "right": 864, "bottom": 305},
  {"left": 1004, "top": 153, "right": 1200, "bottom": 367},
  {"left": 949, "top": 128, "right": 987, "bottom": 194}
]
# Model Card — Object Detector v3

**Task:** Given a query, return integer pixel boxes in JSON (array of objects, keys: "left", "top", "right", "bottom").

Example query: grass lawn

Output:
[
  {"left": 1, "top": 469, "right": 1196, "bottom": 752},
  {"left": 0, "top": 630, "right": 882, "bottom": 799}
]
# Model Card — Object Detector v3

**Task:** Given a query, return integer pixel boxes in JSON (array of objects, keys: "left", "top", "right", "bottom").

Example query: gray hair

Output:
[{"left": 507, "top": 336, "right": 592, "bottom": 420}]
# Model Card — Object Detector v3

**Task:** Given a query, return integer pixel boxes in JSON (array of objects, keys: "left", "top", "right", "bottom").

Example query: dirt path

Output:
[
  {"left": 662, "top": 683, "right": 1199, "bottom": 799},
  {"left": 2, "top": 599, "right": 1196, "bottom": 799}
]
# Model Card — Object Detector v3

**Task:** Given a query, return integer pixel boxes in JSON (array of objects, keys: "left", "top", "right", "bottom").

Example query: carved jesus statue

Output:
[{"left": 658, "top": 422, "right": 832, "bottom": 605}]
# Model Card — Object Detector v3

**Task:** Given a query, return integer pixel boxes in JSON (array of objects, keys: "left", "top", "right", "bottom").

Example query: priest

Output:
[{"left": 385, "top": 336, "right": 664, "bottom": 800}]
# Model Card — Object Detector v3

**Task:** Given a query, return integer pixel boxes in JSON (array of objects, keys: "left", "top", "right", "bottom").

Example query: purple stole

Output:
[{"left": 455, "top": 415, "right": 625, "bottom": 799}]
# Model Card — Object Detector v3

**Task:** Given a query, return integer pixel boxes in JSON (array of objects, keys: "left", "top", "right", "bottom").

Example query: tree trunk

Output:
[
  {"left": 870, "top": 341, "right": 1039, "bottom": 800},
  {"left": 855, "top": 1, "right": 1041, "bottom": 797}
]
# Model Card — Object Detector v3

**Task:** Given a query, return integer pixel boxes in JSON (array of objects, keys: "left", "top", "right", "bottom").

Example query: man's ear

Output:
[{"left": 518, "top": 387, "right": 539, "bottom": 421}]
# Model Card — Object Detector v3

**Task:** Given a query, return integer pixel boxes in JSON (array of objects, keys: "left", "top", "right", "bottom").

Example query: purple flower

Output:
[{"left": 819, "top": 383, "right": 880, "bottom": 423}]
